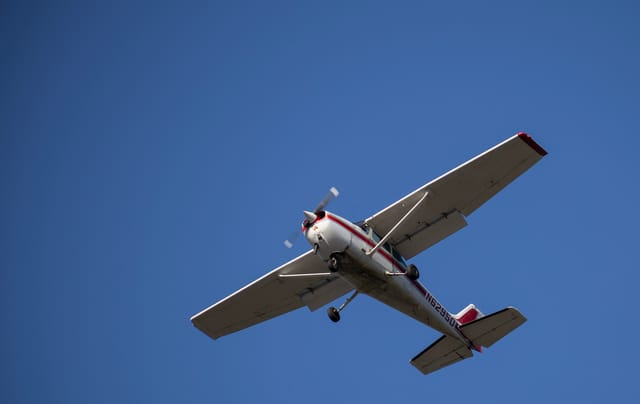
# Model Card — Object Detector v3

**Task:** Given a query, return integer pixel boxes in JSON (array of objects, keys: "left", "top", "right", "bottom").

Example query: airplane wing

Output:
[
  {"left": 365, "top": 133, "right": 547, "bottom": 259},
  {"left": 191, "top": 250, "right": 354, "bottom": 340}
]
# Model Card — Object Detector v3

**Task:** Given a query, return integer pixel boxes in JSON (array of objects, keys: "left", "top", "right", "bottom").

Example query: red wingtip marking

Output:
[{"left": 517, "top": 132, "right": 548, "bottom": 156}]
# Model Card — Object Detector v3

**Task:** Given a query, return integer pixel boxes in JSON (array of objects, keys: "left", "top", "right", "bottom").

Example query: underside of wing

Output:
[
  {"left": 191, "top": 251, "right": 353, "bottom": 340},
  {"left": 366, "top": 133, "right": 547, "bottom": 259}
]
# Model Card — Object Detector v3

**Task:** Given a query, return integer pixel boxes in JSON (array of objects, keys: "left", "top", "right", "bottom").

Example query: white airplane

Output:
[{"left": 191, "top": 133, "right": 547, "bottom": 375}]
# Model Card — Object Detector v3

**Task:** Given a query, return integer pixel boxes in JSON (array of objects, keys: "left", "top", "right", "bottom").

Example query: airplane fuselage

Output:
[{"left": 304, "top": 210, "right": 469, "bottom": 344}]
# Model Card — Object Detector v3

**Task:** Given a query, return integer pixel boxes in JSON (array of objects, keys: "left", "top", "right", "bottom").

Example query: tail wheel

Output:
[{"left": 406, "top": 264, "right": 420, "bottom": 281}]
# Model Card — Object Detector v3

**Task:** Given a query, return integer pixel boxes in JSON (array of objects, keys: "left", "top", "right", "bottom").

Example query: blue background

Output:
[{"left": 2, "top": 1, "right": 638, "bottom": 402}]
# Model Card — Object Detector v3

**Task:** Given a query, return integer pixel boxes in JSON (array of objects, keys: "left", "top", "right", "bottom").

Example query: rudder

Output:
[{"left": 454, "top": 303, "right": 484, "bottom": 325}]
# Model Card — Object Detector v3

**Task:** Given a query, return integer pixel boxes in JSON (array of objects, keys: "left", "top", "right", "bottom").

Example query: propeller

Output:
[
  {"left": 284, "top": 186, "right": 339, "bottom": 248},
  {"left": 314, "top": 186, "right": 340, "bottom": 213}
]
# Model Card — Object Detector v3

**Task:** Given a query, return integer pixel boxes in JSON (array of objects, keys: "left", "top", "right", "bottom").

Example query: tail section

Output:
[
  {"left": 410, "top": 335, "right": 472, "bottom": 375},
  {"left": 410, "top": 307, "right": 526, "bottom": 375},
  {"left": 453, "top": 303, "right": 484, "bottom": 325}
]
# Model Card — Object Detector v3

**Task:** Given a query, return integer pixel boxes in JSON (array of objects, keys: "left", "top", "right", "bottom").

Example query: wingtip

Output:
[{"left": 516, "top": 132, "right": 548, "bottom": 156}]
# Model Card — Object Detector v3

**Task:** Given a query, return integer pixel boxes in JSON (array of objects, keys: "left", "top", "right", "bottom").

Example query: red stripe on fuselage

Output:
[
  {"left": 324, "top": 213, "right": 428, "bottom": 296},
  {"left": 323, "top": 213, "right": 479, "bottom": 347}
]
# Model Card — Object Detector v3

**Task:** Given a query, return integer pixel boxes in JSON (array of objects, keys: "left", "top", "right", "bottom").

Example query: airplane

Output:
[{"left": 191, "top": 132, "right": 547, "bottom": 375}]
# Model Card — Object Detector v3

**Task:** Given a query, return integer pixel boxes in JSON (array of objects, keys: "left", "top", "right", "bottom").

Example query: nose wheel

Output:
[
  {"left": 328, "top": 253, "right": 341, "bottom": 272},
  {"left": 327, "top": 290, "right": 359, "bottom": 323}
]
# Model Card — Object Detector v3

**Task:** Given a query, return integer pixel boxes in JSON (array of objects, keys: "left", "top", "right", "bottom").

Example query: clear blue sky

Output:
[{"left": 2, "top": 1, "right": 639, "bottom": 403}]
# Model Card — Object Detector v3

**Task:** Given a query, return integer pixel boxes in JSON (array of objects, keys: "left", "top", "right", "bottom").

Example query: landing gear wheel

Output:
[
  {"left": 328, "top": 254, "right": 340, "bottom": 272},
  {"left": 327, "top": 306, "right": 341, "bottom": 322},
  {"left": 406, "top": 264, "right": 420, "bottom": 281}
]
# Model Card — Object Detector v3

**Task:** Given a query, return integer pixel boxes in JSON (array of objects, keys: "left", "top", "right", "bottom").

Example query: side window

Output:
[
  {"left": 391, "top": 248, "right": 407, "bottom": 267},
  {"left": 372, "top": 230, "right": 381, "bottom": 243},
  {"left": 358, "top": 222, "right": 372, "bottom": 238},
  {"left": 358, "top": 223, "right": 407, "bottom": 267},
  {"left": 371, "top": 230, "right": 394, "bottom": 257}
]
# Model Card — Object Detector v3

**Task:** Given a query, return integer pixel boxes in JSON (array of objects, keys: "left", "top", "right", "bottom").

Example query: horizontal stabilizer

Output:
[
  {"left": 411, "top": 307, "right": 526, "bottom": 375},
  {"left": 461, "top": 306, "right": 526, "bottom": 348},
  {"left": 410, "top": 335, "right": 473, "bottom": 375}
]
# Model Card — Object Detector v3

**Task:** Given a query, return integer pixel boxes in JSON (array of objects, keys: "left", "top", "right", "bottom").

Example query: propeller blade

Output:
[
  {"left": 284, "top": 231, "right": 300, "bottom": 248},
  {"left": 314, "top": 186, "right": 339, "bottom": 213}
]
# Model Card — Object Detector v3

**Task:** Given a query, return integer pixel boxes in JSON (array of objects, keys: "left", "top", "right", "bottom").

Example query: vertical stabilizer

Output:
[{"left": 454, "top": 303, "right": 484, "bottom": 325}]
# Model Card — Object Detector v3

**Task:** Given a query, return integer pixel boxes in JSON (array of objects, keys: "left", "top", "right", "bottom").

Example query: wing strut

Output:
[{"left": 366, "top": 191, "right": 429, "bottom": 256}]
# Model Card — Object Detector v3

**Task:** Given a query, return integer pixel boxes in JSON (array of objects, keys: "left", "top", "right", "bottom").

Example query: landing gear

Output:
[
  {"left": 327, "top": 290, "right": 359, "bottom": 323},
  {"left": 384, "top": 264, "right": 420, "bottom": 280},
  {"left": 406, "top": 264, "right": 420, "bottom": 281},
  {"left": 328, "top": 253, "right": 341, "bottom": 272},
  {"left": 327, "top": 307, "right": 340, "bottom": 322}
]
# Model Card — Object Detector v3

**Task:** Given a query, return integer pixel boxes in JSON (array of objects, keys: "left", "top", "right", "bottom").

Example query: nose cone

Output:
[{"left": 303, "top": 210, "right": 318, "bottom": 223}]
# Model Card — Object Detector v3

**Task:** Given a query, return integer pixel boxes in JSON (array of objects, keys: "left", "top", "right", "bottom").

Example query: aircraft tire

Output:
[
  {"left": 328, "top": 254, "right": 340, "bottom": 272},
  {"left": 406, "top": 264, "right": 420, "bottom": 281},
  {"left": 327, "top": 307, "right": 340, "bottom": 322}
]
